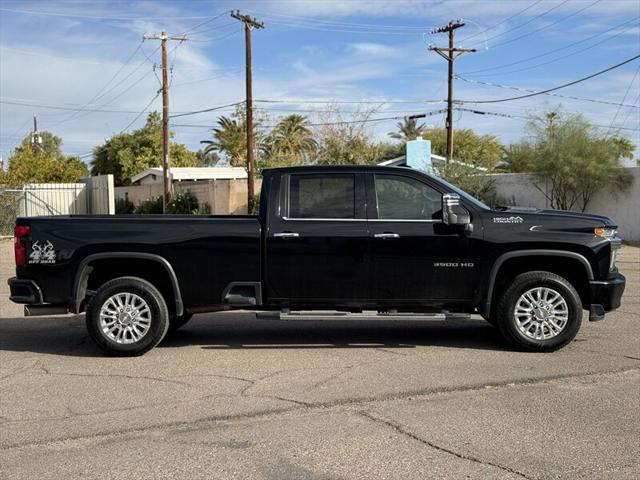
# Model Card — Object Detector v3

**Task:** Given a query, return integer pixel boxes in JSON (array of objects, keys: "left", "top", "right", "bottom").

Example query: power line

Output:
[
  {"left": 459, "top": 54, "right": 640, "bottom": 104},
  {"left": 460, "top": 0, "right": 544, "bottom": 43},
  {"left": 456, "top": 75, "right": 640, "bottom": 109},
  {"left": 461, "top": 16, "right": 639, "bottom": 76},
  {"left": 50, "top": 41, "right": 148, "bottom": 126},
  {"left": 0, "top": 46, "right": 115, "bottom": 65},
  {"left": 0, "top": 7, "right": 225, "bottom": 21},
  {"left": 0, "top": 98, "right": 160, "bottom": 114},
  {"left": 254, "top": 99, "right": 444, "bottom": 105},
  {"left": 250, "top": 11, "right": 428, "bottom": 31},
  {"left": 456, "top": 107, "right": 640, "bottom": 132},
  {"left": 188, "top": 28, "right": 244, "bottom": 43},
  {"left": 614, "top": 92, "right": 640, "bottom": 134},
  {"left": 461, "top": 19, "right": 639, "bottom": 77},
  {"left": 169, "top": 101, "right": 244, "bottom": 118},
  {"left": 254, "top": 18, "right": 418, "bottom": 35},
  {"left": 486, "top": 0, "right": 603, "bottom": 50},
  {"left": 606, "top": 66, "right": 640, "bottom": 136},
  {"left": 172, "top": 109, "right": 447, "bottom": 129},
  {"left": 119, "top": 92, "right": 161, "bottom": 133},
  {"left": 181, "top": 11, "right": 231, "bottom": 35},
  {"left": 477, "top": 0, "right": 571, "bottom": 47}
]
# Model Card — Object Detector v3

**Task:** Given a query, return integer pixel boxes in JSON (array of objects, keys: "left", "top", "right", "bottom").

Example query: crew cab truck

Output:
[{"left": 9, "top": 165, "right": 626, "bottom": 355}]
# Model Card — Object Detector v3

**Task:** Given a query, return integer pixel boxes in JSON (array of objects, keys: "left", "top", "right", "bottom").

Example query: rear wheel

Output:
[
  {"left": 86, "top": 276, "right": 169, "bottom": 356},
  {"left": 496, "top": 271, "right": 582, "bottom": 352}
]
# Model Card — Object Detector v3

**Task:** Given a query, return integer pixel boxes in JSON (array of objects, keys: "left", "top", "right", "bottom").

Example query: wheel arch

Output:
[
  {"left": 484, "top": 250, "right": 594, "bottom": 317},
  {"left": 70, "top": 253, "right": 183, "bottom": 316}
]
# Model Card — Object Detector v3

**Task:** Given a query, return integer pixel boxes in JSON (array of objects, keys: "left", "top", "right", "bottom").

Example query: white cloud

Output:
[{"left": 348, "top": 42, "right": 400, "bottom": 57}]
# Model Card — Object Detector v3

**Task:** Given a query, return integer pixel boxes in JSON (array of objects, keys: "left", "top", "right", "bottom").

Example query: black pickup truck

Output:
[{"left": 9, "top": 165, "right": 625, "bottom": 355}]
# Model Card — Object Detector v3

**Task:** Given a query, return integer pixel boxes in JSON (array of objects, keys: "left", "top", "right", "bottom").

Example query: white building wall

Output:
[{"left": 491, "top": 167, "right": 640, "bottom": 241}]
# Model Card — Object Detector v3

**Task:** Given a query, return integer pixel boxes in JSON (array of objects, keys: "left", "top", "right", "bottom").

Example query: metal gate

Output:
[{"left": 0, "top": 184, "right": 88, "bottom": 237}]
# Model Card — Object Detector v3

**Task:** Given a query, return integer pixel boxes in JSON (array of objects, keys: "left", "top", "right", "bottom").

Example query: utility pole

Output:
[
  {"left": 143, "top": 32, "right": 187, "bottom": 212},
  {"left": 428, "top": 20, "right": 475, "bottom": 163},
  {"left": 231, "top": 10, "right": 264, "bottom": 211},
  {"left": 31, "top": 114, "right": 41, "bottom": 154}
]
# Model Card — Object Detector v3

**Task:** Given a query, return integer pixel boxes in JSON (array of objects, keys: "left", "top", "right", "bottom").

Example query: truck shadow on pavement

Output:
[
  {"left": 163, "top": 315, "right": 511, "bottom": 352},
  {"left": 0, "top": 314, "right": 510, "bottom": 357}
]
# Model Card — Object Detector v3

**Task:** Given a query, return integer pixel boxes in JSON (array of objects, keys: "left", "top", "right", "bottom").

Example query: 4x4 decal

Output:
[{"left": 29, "top": 241, "right": 56, "bottom": 264}]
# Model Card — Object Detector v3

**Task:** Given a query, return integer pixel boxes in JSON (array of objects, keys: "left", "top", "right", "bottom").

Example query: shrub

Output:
[
  {"left": 134, "top": 196, "right": 163, "bottom": 214},
  {"left": 249, "top": 193, "right": 260, "bottom": 215},
  {"left": 166, "top": 191, "right": 199, "bottom": 214},
  {"left": 115, "top": 197, "right": 135, "bottom": 214}
]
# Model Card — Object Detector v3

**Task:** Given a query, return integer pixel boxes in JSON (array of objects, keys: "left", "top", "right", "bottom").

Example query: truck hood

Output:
[{"left": 493, "top": 206, "right": 616, "bottom": 228}]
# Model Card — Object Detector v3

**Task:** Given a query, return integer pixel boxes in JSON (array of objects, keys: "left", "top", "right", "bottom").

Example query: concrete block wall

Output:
[{"left": 491, "top": 167, "right": 640, "bottom": 241}]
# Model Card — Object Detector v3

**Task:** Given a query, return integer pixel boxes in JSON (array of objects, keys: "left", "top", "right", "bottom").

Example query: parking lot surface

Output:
[{"left": 1, "top": 240, "right": 638, "bottom": 479}]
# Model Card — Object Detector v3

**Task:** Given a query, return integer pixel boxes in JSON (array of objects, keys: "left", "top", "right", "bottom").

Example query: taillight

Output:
[{"left": 14, "top": 225, "right": 30, "bottom": 267}]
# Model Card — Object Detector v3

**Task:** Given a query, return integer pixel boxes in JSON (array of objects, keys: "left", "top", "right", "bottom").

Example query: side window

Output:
[
  {"left": 375, "top": 174, "right": 442, "bottom": 220},
  {"left": 288, "top": 174, "right": 355, "bottom": 219}
]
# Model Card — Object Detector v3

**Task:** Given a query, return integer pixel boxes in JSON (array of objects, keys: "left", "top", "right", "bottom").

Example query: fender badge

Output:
[{"left": 493, "top": 216, "right": 524, "bottom": 224}]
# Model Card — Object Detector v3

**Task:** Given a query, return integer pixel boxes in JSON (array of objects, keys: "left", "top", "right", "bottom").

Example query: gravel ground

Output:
[{"left": 0, "top": 240, "right": 638, "bottom": 479}]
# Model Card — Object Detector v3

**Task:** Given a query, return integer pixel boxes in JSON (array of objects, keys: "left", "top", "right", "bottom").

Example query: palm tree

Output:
[
  {"left": 200, "top": 116, "right": 247, "bottom": 167},
  {"left": 388, "top": 117, "right": 427, "bottom": 141},
  {"left": 264, "top": 114, "right": 317, "bottom": 166}
]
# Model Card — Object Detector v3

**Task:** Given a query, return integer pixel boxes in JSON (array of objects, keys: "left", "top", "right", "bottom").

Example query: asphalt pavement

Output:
[{"left": 1, "top": 241, "right": 638, "bottom": 479}]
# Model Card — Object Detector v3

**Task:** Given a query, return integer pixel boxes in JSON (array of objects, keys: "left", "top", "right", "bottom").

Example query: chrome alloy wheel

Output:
[
  {"left": 99, "top": 292, "right": 152, "bottom": 344},
  {"left": 514, "top": 287, "right": 569, "bottom": 341}
]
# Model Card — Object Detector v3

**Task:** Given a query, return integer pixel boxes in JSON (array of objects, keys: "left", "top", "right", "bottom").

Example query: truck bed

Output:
[{"left": 16, "top": 215, "right": 262, "bottom": 308}]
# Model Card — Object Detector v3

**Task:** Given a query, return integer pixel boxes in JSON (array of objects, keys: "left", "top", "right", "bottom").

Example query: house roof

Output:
[
  {"left": 131, "top": 167, "right": 247, "bottom": 184},
  {"left": 378, "top": 154, "right": 488, "bottom": 172}
]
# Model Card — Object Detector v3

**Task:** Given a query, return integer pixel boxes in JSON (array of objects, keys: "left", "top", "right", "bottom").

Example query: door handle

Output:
[
  {"left": 273, "top": 232, "right": 300, "bottom": 238},
  {"left": 374, "top": 233, "right": 400, "bottom": 239}
]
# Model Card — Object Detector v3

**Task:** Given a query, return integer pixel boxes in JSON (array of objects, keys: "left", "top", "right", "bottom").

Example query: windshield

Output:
[{"left": 434, "top": 176, "right": 491, "bottom": 210}]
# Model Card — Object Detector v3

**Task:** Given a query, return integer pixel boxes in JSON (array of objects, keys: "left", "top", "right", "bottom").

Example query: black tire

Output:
[
  {"left": 86, "top": 276, "right": 170, "bottom": 356},
  {"left": 495, "top": 271, "right": 582, "bottom": 352},
  {"left": 168, "top": 312, "right": 194, "bottom": 333}
]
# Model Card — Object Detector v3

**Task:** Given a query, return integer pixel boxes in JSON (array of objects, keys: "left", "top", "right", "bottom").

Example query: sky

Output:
[{"left": 0, "top": 0, "right": 639, "bottom": 166}]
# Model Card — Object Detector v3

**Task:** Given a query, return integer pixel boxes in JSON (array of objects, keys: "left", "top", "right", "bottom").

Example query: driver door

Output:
[{"left": 366, "top": 172, "right": 476, "bottom": 305}]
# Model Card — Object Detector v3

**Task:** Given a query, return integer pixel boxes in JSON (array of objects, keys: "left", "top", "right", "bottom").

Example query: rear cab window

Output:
[{"left": 287, "top": 174, "right": 356, "bottom": 219}]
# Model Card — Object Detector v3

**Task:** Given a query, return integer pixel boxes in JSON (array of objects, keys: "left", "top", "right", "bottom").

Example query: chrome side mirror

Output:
[{"left": 442, "top": 193, "right": 471, "bottom": 226}]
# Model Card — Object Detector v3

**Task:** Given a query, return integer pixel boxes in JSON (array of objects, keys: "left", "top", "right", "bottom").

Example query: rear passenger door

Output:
[{"left": 265, "top": 172, "right": 369, "bottom": 304}]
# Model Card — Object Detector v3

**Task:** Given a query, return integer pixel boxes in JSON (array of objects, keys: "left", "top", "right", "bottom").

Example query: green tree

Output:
[
  {"left": 195, "top": 149, "right": 220, "bottom": 167},
  {"left": 422, "top": 127, "right": 503, "bottom": 169},
  {"left": 91, "top": 112, "right": 197, "bottom": 185},
  {"left": 262, "top": 114, "right": 317, "bottom": 168},
  {"left": 0, "top": 132, "right": 88, "bottom": 186},
  {"left": 505, "top": 110, "right": 634, "bottom": 212},
  {"left": 388, "top": 117, "right": 427, "bottom": 141},
  {"left": 200, "top": 105, "right": 265, "bottom": 168},
  {"left": 311, "top": 108, "right": 390, "bottom": 165}
]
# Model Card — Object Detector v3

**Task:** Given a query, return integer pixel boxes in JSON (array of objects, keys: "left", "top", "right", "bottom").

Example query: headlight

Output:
[
  {"left": 594, "top": 227, "right": 617, "bottom": 238},
  {"left": 595, "top": 227, "right": 622, "bottom": 272}
]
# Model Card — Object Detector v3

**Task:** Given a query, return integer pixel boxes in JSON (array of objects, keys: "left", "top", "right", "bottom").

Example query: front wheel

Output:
[
  {"left": 496, "top": 271, "right": 582, "bottom": 352},
  {"left": 86, "top": 276, "right": 170, "bottom": 356}
]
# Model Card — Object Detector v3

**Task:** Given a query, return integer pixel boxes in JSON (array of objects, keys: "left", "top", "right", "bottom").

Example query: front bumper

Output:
[
  {"left": 590, "top": 273, "right": 625, "bottom": 312},
  {"left": 8, "top": 277, "right": 43, "bottom": 304}
]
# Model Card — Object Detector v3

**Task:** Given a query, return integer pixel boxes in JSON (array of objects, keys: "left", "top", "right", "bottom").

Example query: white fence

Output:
[
  {"left": 0, "top": 175, "right": 115, "bottom": 236},
  {"left": 491, "top": 167, "right": 640, "bottom": 241}
]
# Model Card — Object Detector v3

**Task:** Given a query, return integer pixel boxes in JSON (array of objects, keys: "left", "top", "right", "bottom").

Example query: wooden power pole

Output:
[
  {"left": 143, "top": 31, "right": 187, "bottom": 212},
  {"left": 231, "top": 10, "right": 264, "bottom": 211},
  {"left": 428, "top": 20, "right": 475, "bottom": 163},
  {"left": 31, "top": 114, "right": 41, "bottom": 154}
]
